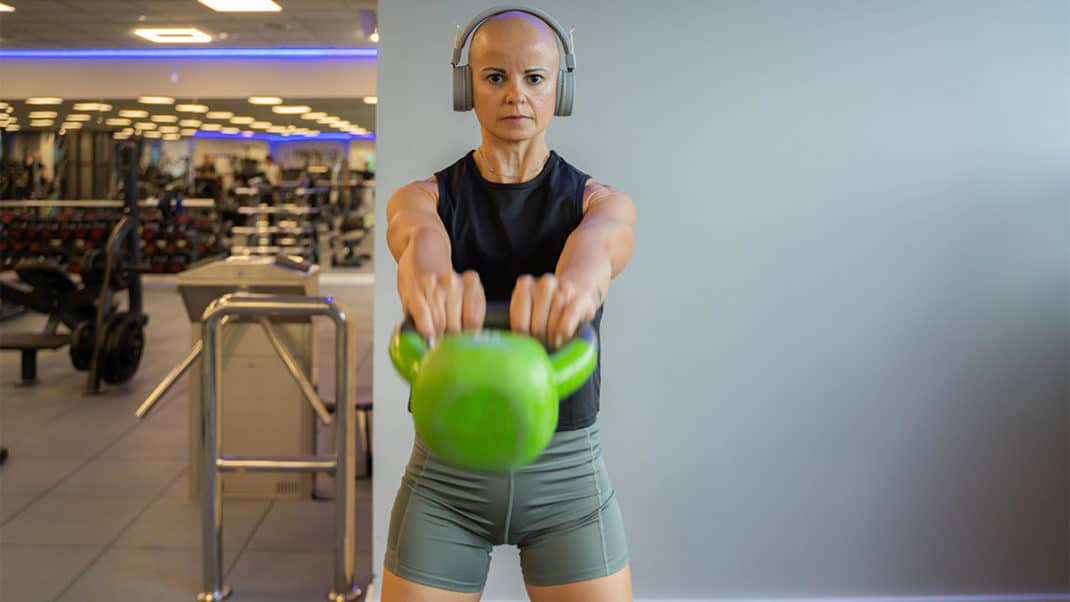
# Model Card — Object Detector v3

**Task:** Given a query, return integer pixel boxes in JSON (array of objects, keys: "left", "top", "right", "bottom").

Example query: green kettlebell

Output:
[{"left": 389, "top": 303, "right": 598, "bottom": 473}]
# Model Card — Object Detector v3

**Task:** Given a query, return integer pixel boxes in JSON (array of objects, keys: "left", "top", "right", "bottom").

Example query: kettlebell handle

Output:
[{"left": 390, "top": 301, "right": 598, "bottom": 400}]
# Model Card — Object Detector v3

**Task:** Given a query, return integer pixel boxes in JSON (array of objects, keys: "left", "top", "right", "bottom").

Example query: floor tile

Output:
[
  {"left": 0, "top": 544, "right": 104, "bottom": 602},
  {"left": 0, "top": 456, "right": 85, "bottom": 497},
  {"left": 51, "top": 457, "right": 186, "bottom": 498},
  {"left": 100, "top": 424, "right": 189, "bottom": 460},
  {"left": 1, "top": 494, "right": 152, "bottom": 545},
  {"left": 0, "top": 494, "right": 35, "bottom": 523},
  {"left": 244, "top": 500, "right": 335, "bottom": 552},
  {"left": 55, "top": 546, "right": 203, "bottom": 602}
]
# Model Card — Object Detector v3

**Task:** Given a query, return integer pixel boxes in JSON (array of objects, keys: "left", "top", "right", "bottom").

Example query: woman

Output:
[{"left": 383, "top": 7, "right": 637, "bottom": 601}]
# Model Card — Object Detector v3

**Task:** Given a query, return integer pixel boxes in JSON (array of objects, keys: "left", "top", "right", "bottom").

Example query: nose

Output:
[{"left": 504, "top": 79, "right": 526, "bottom": 105}]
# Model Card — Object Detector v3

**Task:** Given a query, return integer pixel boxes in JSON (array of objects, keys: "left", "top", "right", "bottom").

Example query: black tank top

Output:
[{"left": 434, "top": 149, "right": 603, "bottom": 432}]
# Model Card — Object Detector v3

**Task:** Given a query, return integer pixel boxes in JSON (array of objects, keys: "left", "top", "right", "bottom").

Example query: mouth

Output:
[{"left": 501, "top": 115, "right": 531, "bottom": 121}]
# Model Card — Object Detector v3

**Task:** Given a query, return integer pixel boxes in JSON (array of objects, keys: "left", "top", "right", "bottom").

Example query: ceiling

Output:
[
  {"left": 0, "top": 0, "right": 378, "bottom": 137},
  {"left": 0, "top": 97, "right": 376, "bottom": 137},
  {"left": 0, "top": 0, "right": 378, "bottom": 49}
]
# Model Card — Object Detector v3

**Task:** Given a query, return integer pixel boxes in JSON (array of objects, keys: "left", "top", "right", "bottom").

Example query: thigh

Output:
[
  {"left": 384, "top": 440, "right": 498, "bottom": 594},
  {"left": 525, "top": 564, "right": 633, "bottom": 602},
  {"left": 381, "top": 567, "right": 485, "bottom": 602},
  {"left": 514, "top": 424, "right": 630, "bottom": 589}
]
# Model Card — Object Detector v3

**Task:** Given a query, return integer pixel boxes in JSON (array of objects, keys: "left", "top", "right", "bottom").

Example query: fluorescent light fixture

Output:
[
  {"left": 198, "top": 0, "right": 281, "bottom": 12},
  {"left": 114, "top": 133, "right": 130, "bottom": 140},
  {"left": 363, "top": 96, "right": 378, "bottom": 104},
  {"left": 151, "top": 115, "right": 178, "bottom": 123},
  {"left": 61, "top": 122, "right": 83, "bottom": 130},
  {"left": 179, "top": 119, "right": 203, "bottom": 127},
  {"left": 205, "top": 111, "right": 233, "bottom": 119},
  {"left": 230, "top": 116, "right": 255, "bottom": 124},
  {"left": 250, "top": 121, "right": 272, "bottom": 130},
  {"left": 73, "top": 102, "right": 112, "bottom": 111},
  {"left": 159, "top": 125, "right": 180, "bottom": 133},
  {"left": 222, "top": 127, "right": 240, "bottom": 134},
  {"left": 119, "top": 109, "right": 149, "bottom": 118},
  {"left": 106, "top": 118, "right": 132, "bottom": 126},
  {"left": 143, "top": 130, "right": 162, "bottom": 138},
  {"left": 180, "top": 129, "right": 198, "bottom": 136},
  {"left": 267, "top": 126, "right": 287, "bottom": 133},
  {"left": 175, "top": 104, "right": 209, "bottom": 113},
  {"left": 66, "top": 114, "right": 92, "bottom": 122},
  {"left": 26, "top": 97, "right": 63, "bottom": 105},
  {"left": 0, "top": 48, "right": 377, "bottom": 59},
  {"left": 138, "top": 96, "right": 175, "bottom": 105},
  {"left": 5, "top": 125, "right": 20, "bottom": 131},
  {"left": 29, "top": 111, "right": 58, "bottom": 119},
  {"left": 0, "top": 102, "right": 8, "bottom": 109},
  {"left": 271, "top": 105, "right": 311, "bottom": 115},
  {"left": 200, "top": 123, "right": 223, "bottom": 131},
  {"left": 163, "top": 133, "right": 181, "bottom": 141},
  {"left": 0, "top": 3, "right": 14, "bottom": 13},
  {"left": 301, "top": 112, "right": 327, "bottom": 120},
  {"left": 135, "top": 122, "right": 158, "bottom": 130},
  {"left": 30, "top": 120, "right": 54, "bottom": 127},
  {"left": 134, "top": 28, "right": 213, "bottom": 44},
  {"left": 248, "top": 96, "right": 282, "bottom": 105}
]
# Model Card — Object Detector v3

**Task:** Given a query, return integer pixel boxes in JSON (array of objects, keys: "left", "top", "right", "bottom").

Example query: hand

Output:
[
  {"left": 402, "top": 270, "right": 486, "bottom": 340},
  {"left": 510, "top": 274, "right": 598, "bottom": 349}
]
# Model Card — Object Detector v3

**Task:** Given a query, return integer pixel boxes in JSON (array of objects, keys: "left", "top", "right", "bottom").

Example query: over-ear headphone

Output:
[{"left": 450, "top": 5, "right": 576, "bottom": 116}]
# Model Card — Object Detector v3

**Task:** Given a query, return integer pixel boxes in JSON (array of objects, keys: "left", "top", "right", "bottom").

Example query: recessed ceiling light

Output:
[
  {"left": 61, "top": 122, "right": 83, "bottom": 130},
  {"left": 151, "top": 115, "right": 178, "bottom": 123},
  {"left": 29, "top": 111, "right": 58, "bottom": 119},
  {"left": 106, "top": 118, "right": 132, "bottom": 126},
  {"left": 267, "top": 126, "right": 287, "bottom": 133},
  {"left": 301, "top": 112, "right": 327, "bottom": 120},
  {"left": 222, "top": 127, "right": 240, "bottom": 134},
  {"left": 250, "top": 121, "right": 272, "bottom": 130},
  {"left": 198, "top": 0, "right": 281, "bottom": 12},
  {"left": 363, "top": 96, "right": 378, "bottom": 104},
  {"left": 248, "top": 96, "right": 282, "bottom": 105},
  {"left": 5, "top": 125, "right": 20, "bottom": 131},
  {"left": 0, "top": 102, "right": 8, "bottom": 109},
  {"left": 230, "top": 116, "right": 255, "bottom": 124},
  {"left": 30, "top": 120, "right": 54, "bottom": 127},
  {"left": 114, "top": 133, "right": 130, "bottom": 140},
  {"left": 205, "top": 111, "right": 233, "bottom": 119},
  {"left": 180, "top": 129, "right": 198, "bottom": 136},
  {"left": 163, "top": 133, "right": 182, "bottom": 141},
  {"left": 143, "top": 130, "right": 162, "bottom": 138},
  {"left": 0, "top": 3, "right": 15, "bottom": 13},
  {"left": 369, "top": 29, "right": 379, "bottom": 43},
  {"left": 135, "top": 122, "right": 158, "bottom": 130},
  {"left": 200, "top": 123, "right": 223, "bottom": 131},
  {"left": 73, "top": 102, "right": 112, "bottom": 111},
  {"left": 159, "top": 125, "right": 180, "bottom": 133},
  {"left": 66, "top": 114, "right": 92, "bottom": 122},
  {"left": 119, "top": 109, "right": 149, "bottom": 118},
  {"left": 26, "top": 97, "right": 63, "bottom": 105},
  {"left": 271, "top": 105, "right": 311, "bottom": 115},
  {"left": 175, "top": 104, "right": 209, "bottom": 113},
  {"left": 134, "top": 28, "right": 213, "bottom": 44},
  {"left": 179, "top": 119, "right": 203, "bottom": 128},
  {"left": 139, "top": 96, "right": 175, "bottom": 105}
]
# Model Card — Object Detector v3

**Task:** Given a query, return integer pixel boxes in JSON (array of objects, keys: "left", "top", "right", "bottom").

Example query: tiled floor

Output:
[{"left": 0, "top": 267, "right": 375, "bottom": 602}]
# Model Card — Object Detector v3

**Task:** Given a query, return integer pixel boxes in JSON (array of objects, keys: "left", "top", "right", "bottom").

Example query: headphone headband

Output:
[{"left": 450, "top": 5, "right": 576, "bottom": 72}]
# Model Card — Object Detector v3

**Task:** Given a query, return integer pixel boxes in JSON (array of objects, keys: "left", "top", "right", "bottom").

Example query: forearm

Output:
[
  {"left": 396, "top": 227, "right": 453, "bottom": 297},
  {"left": 555, "top": 231, "right": 614, "bottom": 306}
]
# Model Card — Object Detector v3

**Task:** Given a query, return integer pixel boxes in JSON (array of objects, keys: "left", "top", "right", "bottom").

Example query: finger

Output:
[
  {"left": 424, "top": 273, "right": 447, "bottom": 337},
  {"left": 406, "top": 294, "right": 436, "bottom": 341},
  {"left": 461, "top": 271, "right": 485, "bottom": 332},
  {"left": 510, "top": 275, "right": 535, "bottom": 335},
  {"left": 530, "top": 274, "right": 556, "bottom": 345},
  {"left": 547, "top": 281, "right": 573, "bottom": 348},
  {"left": 444, "top": 273, "right": 464, "bottom": 334},
  {"left": 555, "top": 296, "right": 590, "bottom": 350}
]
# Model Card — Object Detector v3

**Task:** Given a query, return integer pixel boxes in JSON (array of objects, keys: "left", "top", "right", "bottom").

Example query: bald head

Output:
[{"left": 468, "top": 11, "right": 561, "bottom": 73}]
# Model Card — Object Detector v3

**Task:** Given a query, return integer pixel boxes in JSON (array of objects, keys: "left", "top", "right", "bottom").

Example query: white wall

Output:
[
  {"left": 374, "top": 1, "right": 1070, "bottom": 600},
  {"left": 0, "top": 57, "right": 375, "bottom": 99}
]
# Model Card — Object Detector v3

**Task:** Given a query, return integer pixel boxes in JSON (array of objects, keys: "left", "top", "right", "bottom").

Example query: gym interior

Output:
[{"left": 2, "top": 2, "right": 1069, "bottom": 602}]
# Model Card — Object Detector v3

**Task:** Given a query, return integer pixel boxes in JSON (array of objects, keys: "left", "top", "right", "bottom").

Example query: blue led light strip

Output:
[{"left": 0, "top": 48, "right": 377, "bottom": 59}]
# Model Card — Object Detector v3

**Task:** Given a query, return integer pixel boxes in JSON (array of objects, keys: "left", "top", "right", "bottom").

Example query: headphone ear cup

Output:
[
  {"left": 453, "top": 65, "right": 473, "bottom": 111},
  {"left": 555, "top": 69, "right": 574, "bottom": 116}
]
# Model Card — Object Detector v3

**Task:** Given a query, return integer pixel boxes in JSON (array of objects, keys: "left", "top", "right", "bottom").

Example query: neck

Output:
[{"left": 474, "top": 139, "right": 551, "bottom": 183}]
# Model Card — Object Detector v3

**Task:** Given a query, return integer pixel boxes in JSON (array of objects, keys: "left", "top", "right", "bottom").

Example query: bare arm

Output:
[
  {"left": 386, "top": 177, "right": 484, "bottom": 336},
  {"left": 555, "top": 180, "right": 637, "bottom": 306}
]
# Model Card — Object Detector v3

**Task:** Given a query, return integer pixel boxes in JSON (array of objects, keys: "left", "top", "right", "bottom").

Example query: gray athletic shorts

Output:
[{"left": 384, "top": 420, "right": 629, "bottom": 592}]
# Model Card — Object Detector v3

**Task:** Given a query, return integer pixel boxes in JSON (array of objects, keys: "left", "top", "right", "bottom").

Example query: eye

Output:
[
  {"left": 487, "top": 73, "right": 505, "bottom": 84},
  {"left": 526, "top": 74, "right": 544, "bottom": 84}
]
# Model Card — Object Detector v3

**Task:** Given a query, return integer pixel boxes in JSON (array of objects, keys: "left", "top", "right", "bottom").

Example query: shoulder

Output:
[
  {"left": 581, "top": 178, "right": 636, "bottom": 220},
  {"left": 386, "top": 176, "right": 439, "bottom": 218}
]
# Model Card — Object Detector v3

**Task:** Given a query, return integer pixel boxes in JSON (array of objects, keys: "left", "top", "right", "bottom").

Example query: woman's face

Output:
[{"left": 468, "top": 16, "right": 560, "bottom": 144}]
